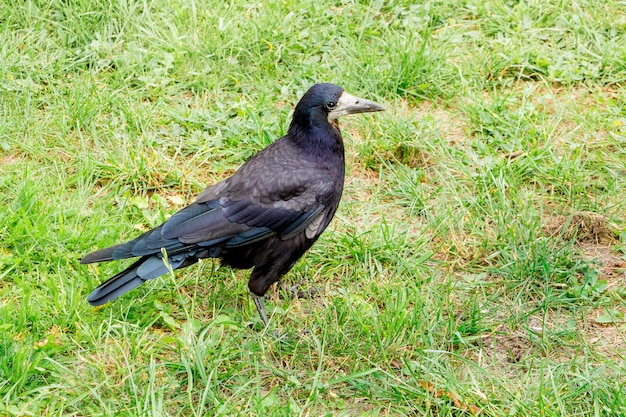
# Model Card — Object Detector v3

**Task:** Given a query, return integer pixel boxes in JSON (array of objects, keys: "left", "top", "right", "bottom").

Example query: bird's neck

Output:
[{"left": 287, "top": 121, "right": 345, "bottom": 160}]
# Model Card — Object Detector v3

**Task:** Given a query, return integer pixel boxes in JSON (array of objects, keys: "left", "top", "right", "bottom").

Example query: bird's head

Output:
[{"left": 290, "top": 83, "right": 385, "bottom": 131}]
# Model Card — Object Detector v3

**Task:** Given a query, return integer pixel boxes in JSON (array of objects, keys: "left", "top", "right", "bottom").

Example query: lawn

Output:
[{"left": 1, "top": 0, "right": 626, "bottom": 415}]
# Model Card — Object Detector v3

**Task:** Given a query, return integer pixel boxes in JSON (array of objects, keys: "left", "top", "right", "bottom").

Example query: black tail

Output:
[
  {"left": 87, "top": 257, "right": 149, "bottom": 306},
  {"left": 86, "top": 251, "right": 198, "bottom": 306}
]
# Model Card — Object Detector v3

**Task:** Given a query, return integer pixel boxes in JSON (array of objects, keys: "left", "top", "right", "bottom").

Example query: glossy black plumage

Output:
[{"left": 82, "top": 83, "right": 385, "bottom": 326}]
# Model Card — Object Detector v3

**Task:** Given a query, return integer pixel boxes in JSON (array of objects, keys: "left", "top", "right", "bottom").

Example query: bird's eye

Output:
[{"left": 325, "top": 101, "right": 337, "bottom": 110}]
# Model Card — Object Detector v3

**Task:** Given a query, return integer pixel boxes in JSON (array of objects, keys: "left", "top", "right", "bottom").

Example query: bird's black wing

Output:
[{"left": 172, "top": 138, "right": 338, "bottom": 245}]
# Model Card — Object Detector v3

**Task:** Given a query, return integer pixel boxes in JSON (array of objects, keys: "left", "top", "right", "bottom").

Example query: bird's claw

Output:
[{"left": 278, "top": 280, "right": 322, "bottom": 300}]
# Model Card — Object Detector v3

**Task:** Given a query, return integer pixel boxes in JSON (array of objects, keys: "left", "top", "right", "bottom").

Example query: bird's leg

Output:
[
  {"left": 278, "top": 279, "right": 321, "bottom": 300},
  {"left": 250, "top": 292, "right": 269, "bottom": 327}
]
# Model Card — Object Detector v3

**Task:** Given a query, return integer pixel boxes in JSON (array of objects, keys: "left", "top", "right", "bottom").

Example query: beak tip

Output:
[{"left": 365, "top": 98, "right": 386, "bottom": 113}]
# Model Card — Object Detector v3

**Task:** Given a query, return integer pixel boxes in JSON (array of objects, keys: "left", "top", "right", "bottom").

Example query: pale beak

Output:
[{"left": 328, "top": 92, "right": 386, "bottom": 120}]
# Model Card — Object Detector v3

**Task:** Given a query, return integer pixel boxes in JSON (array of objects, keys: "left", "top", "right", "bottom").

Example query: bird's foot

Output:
[{"left": 278, "top": 280, "right": 322, "bottom": 300}]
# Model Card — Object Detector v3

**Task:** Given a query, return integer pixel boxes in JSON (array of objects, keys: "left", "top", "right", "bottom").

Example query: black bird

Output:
[{"left": 81, "top": 83, "right": 385, "bottom": 326}]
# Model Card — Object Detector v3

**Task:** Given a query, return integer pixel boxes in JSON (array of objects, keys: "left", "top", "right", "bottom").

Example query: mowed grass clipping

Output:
[{"left": 1, "top": 0, "right": 626, "bottom": 415}]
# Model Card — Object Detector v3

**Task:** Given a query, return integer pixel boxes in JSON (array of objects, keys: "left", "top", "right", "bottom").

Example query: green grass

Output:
[{"left": 1, "top": 0, "right": 626, "bottom": 415}]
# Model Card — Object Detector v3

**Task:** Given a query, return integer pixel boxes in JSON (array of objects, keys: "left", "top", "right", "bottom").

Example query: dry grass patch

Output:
[{"left": 543, "top": 211, "right": 618, "bottom": 245}]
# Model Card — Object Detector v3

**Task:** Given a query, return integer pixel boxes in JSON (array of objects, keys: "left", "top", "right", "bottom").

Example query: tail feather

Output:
[
  {"left": 87, "top": 257, "right": 149, "bottom": 306},
  {"left": 81, "top": 244, "right": 124, "bottom": 264},
  {"left": 135, "top": 254, "right": 187, "bottom": 280}
]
